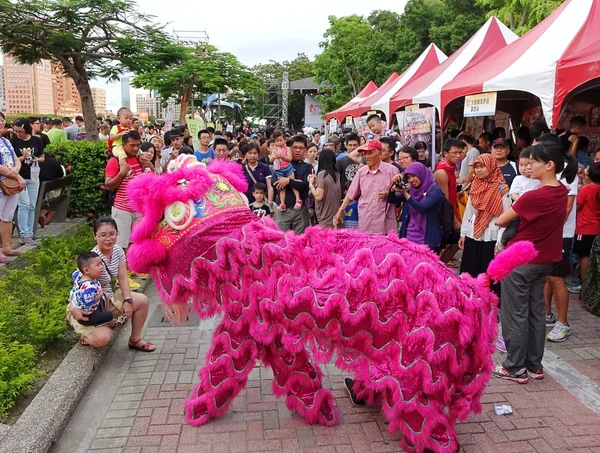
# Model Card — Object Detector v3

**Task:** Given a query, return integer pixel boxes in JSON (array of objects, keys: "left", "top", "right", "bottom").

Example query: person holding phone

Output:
[{"left": 11, "top": 118, "right": 45, "bottom": 246}]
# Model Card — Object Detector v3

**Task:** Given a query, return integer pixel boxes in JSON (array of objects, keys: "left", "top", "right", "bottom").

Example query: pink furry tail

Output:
[{"left": 486, "top": 241, "right": 538, "bottom": 283}]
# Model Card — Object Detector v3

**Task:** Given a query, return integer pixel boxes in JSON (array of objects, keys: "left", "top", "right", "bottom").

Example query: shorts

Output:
[
  {"left": 573, "top": 234, "right": 597, "bottom": 258},
  {"left": 550, "top": 237, "right": 573, "bottom": 278},
  {"left": 112, "top": 145, "right": 126, "bottom": 160},
  {"left": 273, "top": 165, "right": 295, "bottom": 178},
  {"left": 66, "top": 289, "right": 126, "bottom": 339},
  {"left": 112, "top": 206, "right": 141, "bottom": 248}
]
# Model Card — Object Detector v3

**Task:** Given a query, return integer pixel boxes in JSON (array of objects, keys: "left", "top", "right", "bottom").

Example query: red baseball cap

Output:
[{"left": 360, "top": 140, "right": 382, "bottom": 152}]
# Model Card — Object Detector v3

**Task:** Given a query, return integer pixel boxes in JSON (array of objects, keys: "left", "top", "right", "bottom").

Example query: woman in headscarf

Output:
[
  {"left": 459, "top": 154, "right": 511, "bottom": 291},
  {"left": 391, "top": 162, "right": 444, "bottom": 251}
]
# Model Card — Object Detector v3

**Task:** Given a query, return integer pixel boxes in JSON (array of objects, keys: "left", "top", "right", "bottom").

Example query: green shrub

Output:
[
  {"left": 0, "top": 223, "right": 96, "bottom": 416},
  {"left": 0, "top": 341, "right": 40, "bottom": 414},
  {"left": 45, "top": 140, "right": 109, "bottom": 217}
]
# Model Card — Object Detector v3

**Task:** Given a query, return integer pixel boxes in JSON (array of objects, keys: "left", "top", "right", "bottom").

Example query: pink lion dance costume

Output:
[{"left": 127, "top": 157, "right": 536, "bottom": 453}]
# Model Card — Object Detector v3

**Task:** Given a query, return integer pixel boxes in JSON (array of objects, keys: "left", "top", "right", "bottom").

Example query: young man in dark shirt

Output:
[{"left": 272, "top": 135, "right": 311, "bottom": 235}]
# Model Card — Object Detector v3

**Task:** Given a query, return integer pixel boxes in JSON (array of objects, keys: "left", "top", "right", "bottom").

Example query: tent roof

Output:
[
  {"left": 337, "top": 72, "right": 401, "bottom": 121},
  {"left": 369, "top": 44, "right": 448, "bottom": 121},
  {"left": 325, "top": 81, "right": 378, "bottom": 122},
  {"left": 441, "top": 0, "right": 600, "bottom": 127},
  {"left": 388, "top": 16, "right": 518, "bottom": 117}
]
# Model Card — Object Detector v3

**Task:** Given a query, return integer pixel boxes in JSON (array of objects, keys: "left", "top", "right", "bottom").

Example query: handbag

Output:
[
  {"left": 0, "top": 177, "right": 22, "bottom": 196},
  {"left": 0, "top": 138, "right": 23, "bottom": 195}
]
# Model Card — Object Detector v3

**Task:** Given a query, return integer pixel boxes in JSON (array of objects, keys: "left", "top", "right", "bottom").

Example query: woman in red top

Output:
[
  {"left": 493, "top": 140, "right": 577, "bottom": 384},
  {"left": 574, "top": 162, "right": 600, "bottom": 286}
]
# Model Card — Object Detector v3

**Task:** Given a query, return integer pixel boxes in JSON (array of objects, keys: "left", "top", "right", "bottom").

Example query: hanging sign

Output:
[
  {"left": 464, "top": 92, "right": 497, "bottom": 117},
  {"left": 345, "top": 115, "right": 353, "bottom": 127}
]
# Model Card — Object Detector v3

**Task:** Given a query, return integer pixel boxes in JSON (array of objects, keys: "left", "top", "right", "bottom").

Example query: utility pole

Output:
[{"left": 281, "top": 71, "right": 289, "bottom": 129}]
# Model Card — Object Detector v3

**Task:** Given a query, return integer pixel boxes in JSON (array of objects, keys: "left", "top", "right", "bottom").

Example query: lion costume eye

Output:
[{"left": 165, "top": 200, "right": 195, "bottom": 230}]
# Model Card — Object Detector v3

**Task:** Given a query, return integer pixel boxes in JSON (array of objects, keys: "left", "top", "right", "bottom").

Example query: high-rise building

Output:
[
  {"left": 0, "top": 66, "right": 6, "bottom": 114},
  {"left": 3, "top": 54, "right": 54, "bottom": 114},
  {"left": 121, "top": 77, "right": 130, "bottom": 109},
  {"left": 161, "top": 96, "right": 181, "bottom": 121},
  {"left": 91, "top": 87, "right": 107, "bottom": 115},
  {"left": 52, "top": 61, "right": 82, "bottom": 117},
  {"left": 135, "top": 94, "right": 160, "bottom": 119}
]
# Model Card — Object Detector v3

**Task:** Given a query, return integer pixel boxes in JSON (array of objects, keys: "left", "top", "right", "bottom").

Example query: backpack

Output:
[
  {"left": 435, "top": 196, "right": 454, "bottom": 242},
  {"left": 101, "top": 157, "right": 117, "bottom": 212}
]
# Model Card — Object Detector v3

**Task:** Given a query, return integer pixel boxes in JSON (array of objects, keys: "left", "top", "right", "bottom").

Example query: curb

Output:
[{"left": 0, "top": 277, "right": 153, "bottom": 453}]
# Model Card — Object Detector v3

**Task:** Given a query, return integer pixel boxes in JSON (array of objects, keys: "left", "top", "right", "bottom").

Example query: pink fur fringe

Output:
[{"left": 126, "top": 164, "right": 538, "bottom": 453}]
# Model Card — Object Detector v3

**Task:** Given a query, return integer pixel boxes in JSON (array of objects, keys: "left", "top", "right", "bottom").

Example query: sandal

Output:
[
  {"left": 0, "top": 256, "right": 9, "bottom": 264},
  {"left": 2, "top": 249, "right": 22, "bottom": 257},
  {"left": 128, "top": 338, "right": 156, "bottom": 352},
  {"left": 293, "top": 200, "right": 303, "bottom": 210}
]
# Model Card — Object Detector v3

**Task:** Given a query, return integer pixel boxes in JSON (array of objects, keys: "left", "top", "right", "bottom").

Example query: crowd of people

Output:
[{"left": 2, "top": 107, "right": 599, "bottom": 380}]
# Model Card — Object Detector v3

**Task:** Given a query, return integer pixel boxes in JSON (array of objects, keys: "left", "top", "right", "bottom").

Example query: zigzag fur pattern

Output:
[
  {"left": 126, "top": 162, "right": 535, "bottom": 453},
  {"left": 133, "top": 217, "right": 512, "bottom": 453}
]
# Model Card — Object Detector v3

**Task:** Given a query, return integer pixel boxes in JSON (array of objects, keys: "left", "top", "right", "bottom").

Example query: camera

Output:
[{"left": 395, "top": 180, "right": 406, "bottom": 190}]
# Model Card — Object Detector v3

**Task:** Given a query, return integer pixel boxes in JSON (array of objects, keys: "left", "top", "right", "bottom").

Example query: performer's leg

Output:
[
  {"left": 186, "top": 322, "right": 260, "bottom": 426},
  {"left": 262, "top": 340, "right": 338, "bottom": 426}
]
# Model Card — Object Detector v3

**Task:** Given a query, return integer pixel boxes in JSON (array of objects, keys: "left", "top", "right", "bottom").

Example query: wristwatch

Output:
[{"left": 124, "top": 298, "right": 133, "bottom": 304}]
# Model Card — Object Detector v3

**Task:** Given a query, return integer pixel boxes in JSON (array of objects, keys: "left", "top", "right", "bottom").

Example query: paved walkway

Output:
[{"left": 54, "top": 284, "right": 600, "bottom": 453}]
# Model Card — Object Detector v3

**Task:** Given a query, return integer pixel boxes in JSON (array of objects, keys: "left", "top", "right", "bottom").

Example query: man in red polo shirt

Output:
[{"left": 105, "top": 131, "right": 150, "bottom": 250}]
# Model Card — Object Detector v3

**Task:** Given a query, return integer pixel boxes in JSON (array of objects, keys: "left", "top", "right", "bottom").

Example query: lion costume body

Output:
[{"left": 126, "top": 158, "right": 535, "bottom": 452}]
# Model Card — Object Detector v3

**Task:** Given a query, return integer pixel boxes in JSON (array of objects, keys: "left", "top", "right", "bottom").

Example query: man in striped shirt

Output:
[{"left": 105, "top": 131, "right": 149, "bottom": 249}]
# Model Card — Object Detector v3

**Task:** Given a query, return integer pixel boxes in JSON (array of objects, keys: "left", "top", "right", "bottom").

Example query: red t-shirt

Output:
[
  {"left": 105, "top": 157, "right": 142, "bottom": 212},
  {"left": 510, "top": 184, "right": 568, "bottom": 264},
  {"left": 576, "top": 183, "right": 600, "bottom": 235}
]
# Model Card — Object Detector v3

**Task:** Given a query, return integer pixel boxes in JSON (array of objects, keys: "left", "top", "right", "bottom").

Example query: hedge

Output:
[
  {"left": 45, "top": 140, "right": 109, "bottom": 218},
  {"left": 0, "top": 223, "right": 96, "bottom": 416}
]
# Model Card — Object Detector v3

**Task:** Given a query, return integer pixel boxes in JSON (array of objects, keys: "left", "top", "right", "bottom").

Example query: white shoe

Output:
[{"left": 546, "top": 322, "right": 572, "bottom": 342}]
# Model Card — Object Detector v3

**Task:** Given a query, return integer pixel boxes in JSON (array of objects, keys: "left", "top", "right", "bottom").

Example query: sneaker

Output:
[
  {"left": 567, "top": 282, "right": 582, "bottom": 294},
  {"left": 20, "top": 236, "right": 37, "bottom": 246},
  {"left": 527, "top": 369, "right": 544, "bottom": 380},
  {"left": 343, "top": 378, "right": 366, "bottom": 406},
  {"left": 545, "top": 313, "right": 557, "bottom": 326},
  {"left": 495, "top": 336, "right": 507, "bottom": 353},
  {"left": 492, "top": 365, "right": 528, "bottom": 384},
  {"left": 546, "top": 322, "right": 572, "bottom": 342}
]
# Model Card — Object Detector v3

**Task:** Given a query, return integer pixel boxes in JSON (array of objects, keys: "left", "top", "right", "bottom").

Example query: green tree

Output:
[
  {"left": 314, "top": 1, "right": 488, "bottom": 113},
  {"left": 0, "top": 0, "right": 183, "bottom": 141},
  {"left": 249, "top": 53, "right": 315, "bottom": 129},
  {"left": 475, "top": 0, "right": 562, "bottom": 34},
  {"left": 133, "top": 44, "right": 261, "bottom": 125}
]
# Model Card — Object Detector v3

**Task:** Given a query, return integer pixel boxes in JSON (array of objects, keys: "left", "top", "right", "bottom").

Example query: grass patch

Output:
[{"left": 0, "top": 223, "right": 95, "bottom": 418}]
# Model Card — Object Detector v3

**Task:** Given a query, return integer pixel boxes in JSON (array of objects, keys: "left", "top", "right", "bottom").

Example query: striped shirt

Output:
[
  {"left": 92, "top": 245, "right": 126, "bottom": 299},
  {"left": 105, "top": 157, "right": 143, "bottom": 212}
]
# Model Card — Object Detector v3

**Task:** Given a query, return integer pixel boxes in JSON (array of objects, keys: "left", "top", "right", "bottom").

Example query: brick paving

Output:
[{"left": 78, "top": 293, "right": 600, "bottom": 453}]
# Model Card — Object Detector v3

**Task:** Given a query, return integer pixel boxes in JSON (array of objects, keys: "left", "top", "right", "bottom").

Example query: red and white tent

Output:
[
  {"left": 387, "top": 17, "right": 518, "bottom": 120},
  {"left": 372, "top": 43, "right": 448, "bottom": 123},
  {"left": 325, "top": 81, "right": 378, "bottom": 123},
  {"left": 441, "top": 0, "right": 600, "bottom": 128},
  {"left": 367, "top": 44, "right": 448, "bottom": 120},
  {"left": 337, "top": 72, "right": 400, "bottom": 121}
]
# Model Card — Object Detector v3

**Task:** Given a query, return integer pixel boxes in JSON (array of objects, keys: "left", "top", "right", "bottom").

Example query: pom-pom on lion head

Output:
[{"left": 126, "top": 159, "right": 250, "bottom": 274}]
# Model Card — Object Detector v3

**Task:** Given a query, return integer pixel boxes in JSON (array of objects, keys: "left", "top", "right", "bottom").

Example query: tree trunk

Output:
[
  {"left": 76, "top": 81, "right": 99, "bottom": 142},
  {"left": 217, "top": 93, "right": 221, "bottom": 127},
  {"left": 180, "top": 85, "right": 193, "bottom": 125},
  {"left": 56, "top": 55, "right": 98, "bottom": 141}
]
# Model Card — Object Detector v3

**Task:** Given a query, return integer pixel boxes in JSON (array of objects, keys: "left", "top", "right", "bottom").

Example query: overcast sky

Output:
[{"left": 91, "top": 0, "right": 408, "bottom": 113}]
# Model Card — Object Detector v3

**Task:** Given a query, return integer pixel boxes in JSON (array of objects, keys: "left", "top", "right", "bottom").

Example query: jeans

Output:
[{"left": 17, "top": 178, "right": 40, "bottom": 237}]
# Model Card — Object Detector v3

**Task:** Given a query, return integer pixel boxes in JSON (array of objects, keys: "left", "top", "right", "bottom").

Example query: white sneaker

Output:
[{"left": 546, "top": 322, "right": 572, "bottom": 342}]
